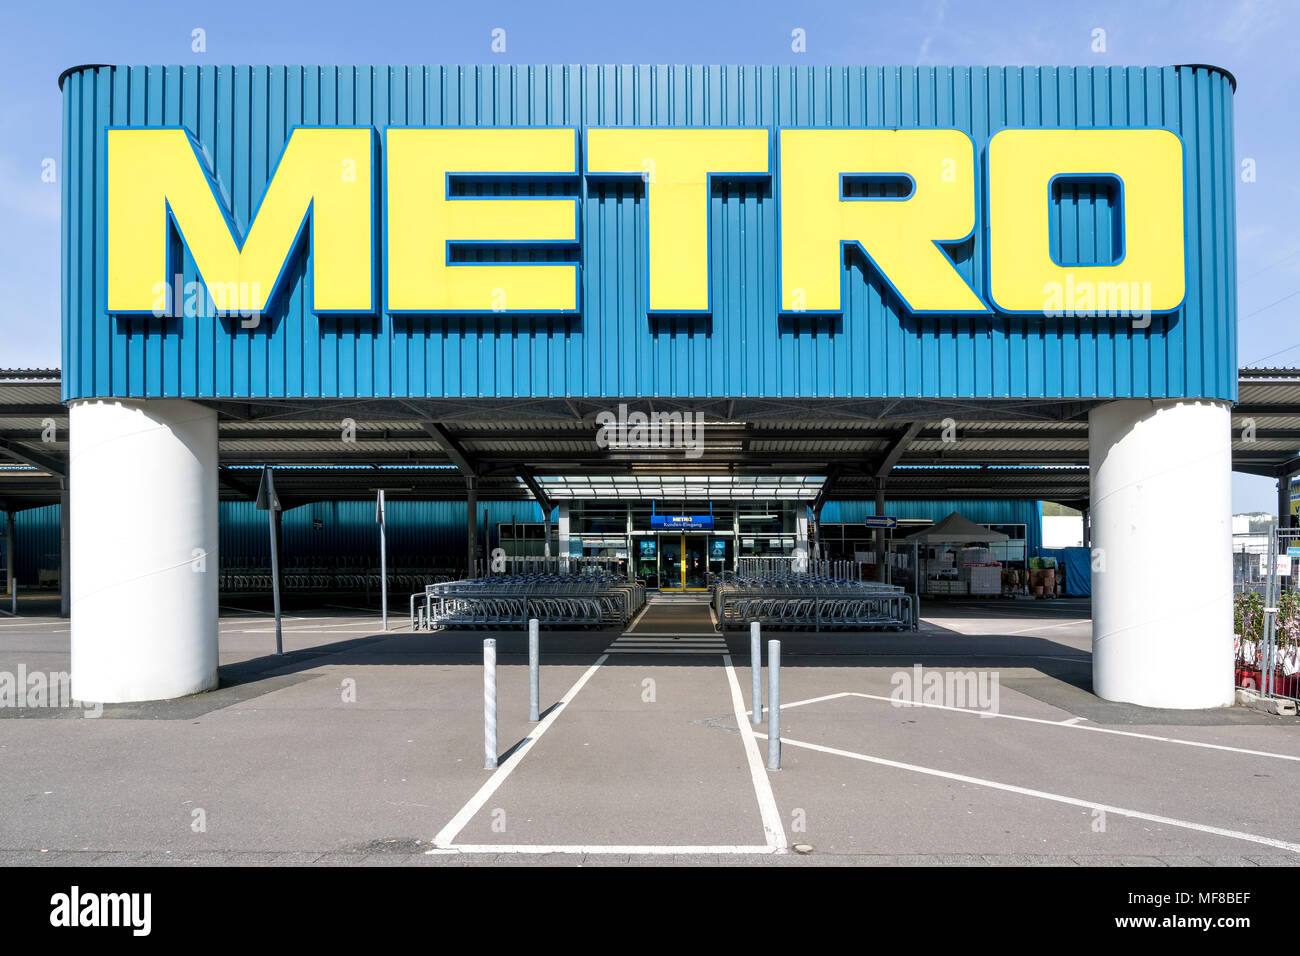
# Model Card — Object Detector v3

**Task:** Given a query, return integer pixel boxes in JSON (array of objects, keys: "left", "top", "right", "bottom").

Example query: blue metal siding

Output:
[
  {"left": 62, "top": 65, "right": 1236, "bottom": 402},
  {"left": 821, "top": 499, "right": 1044, "bottom": 555},
  {"left": 5, "top": 500, "right": 1037, "bottom": 579},
  {"left": 217, "top": 498, "right": 1031, "bottom": 564},
  {"left": 12, "top": 506, "right": 62, "bottom": 584},
  {"left": 219, "top": 499, "right": 543, "bottom": 564}
]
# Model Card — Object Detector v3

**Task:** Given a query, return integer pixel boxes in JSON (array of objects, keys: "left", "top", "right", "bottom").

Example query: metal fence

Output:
[
  {"left": 220, "top": 552, "right": 626, "bottom": 593},
  {"left": 220, "top": 556, "right": 459, "bottom": 594},
  {"left": 1236, "top": 526, "right": 1300, "bottom": 702},
  {"left": 1232, "top": 531, "right": 1271, "bottom": 596},
  {"left": 736, "top": 555, "right": 868, "bottom": 580},
  {"left": 712, "top": 569, "right": 916, "bottom": 632},
  {"left": 469, "top": 554, "right": 628, "bottom": 578}
]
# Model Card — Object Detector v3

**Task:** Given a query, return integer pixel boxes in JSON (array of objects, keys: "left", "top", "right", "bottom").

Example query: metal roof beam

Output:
[
  {"left": 1232, "top": 464, "right": 1281, "bottom": 479},
  {"left": 0, "top": 438, "right": 65, "bottom": 477},
  {"left": 217, "top": 465, "right": 262, "bottom": 501},
  {"left": 0, "top": 405, "right": 68, "bottom": 418},
  {"left": 811, "top": 467, "right": 840, "bottom": 516},
  {"left": 875, "top": 422, "right": 923, "bottom": 478},
  {"left": 517, "top": 469, "right": 554, "bottom": 516},
  {"left": 1233, "top": 404, "right": 1300, "bottom": 417},
  {"left": 418, "top": 422, "right": 478, "bottom": 477},
  {"left": 107, "top": 422, "right": 1282, "bottom": 444}
]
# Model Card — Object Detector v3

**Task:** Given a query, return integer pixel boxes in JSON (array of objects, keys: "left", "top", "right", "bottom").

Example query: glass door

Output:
[
  {"left": 634, "top": 536, "right": 658, "bottom": 588},
  {"left": 682, "top": 535, "right": 709, "bottom": 590},
  {"left": 659, "top": 536, "right": 682, "bottom": 591},
  {"left": 656, "top": 534, "right": 712, "bottom": 590},
  {"left": 708, "top": 535, "right": 732, "bottom": 581}
]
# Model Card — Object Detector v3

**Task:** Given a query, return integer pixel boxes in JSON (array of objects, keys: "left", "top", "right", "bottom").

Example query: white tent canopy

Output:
[{"left": 901, "top": 511, "right": 1009, "bottom": 544}]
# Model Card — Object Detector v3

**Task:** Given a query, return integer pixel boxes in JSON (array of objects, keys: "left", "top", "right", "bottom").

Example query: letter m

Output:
[
  {"left": 106, "top": 127, "right": 375, "bottom": 314},
  {"left": 101, "top": 893, "right": 130, "bottom": 926}
]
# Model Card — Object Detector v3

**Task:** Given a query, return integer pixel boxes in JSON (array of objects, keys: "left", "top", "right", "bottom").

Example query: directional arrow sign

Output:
[
  {"left": 255, "top": 466, "right": 280, "bottom": 512},
  {"left": 864, "top": 516, "right": 898, "bottom": 529}
]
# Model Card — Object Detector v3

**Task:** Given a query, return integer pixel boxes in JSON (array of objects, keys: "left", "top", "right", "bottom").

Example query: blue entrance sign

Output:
[{"left": 651, "top": 515, "right": 715, "bottom": 530}]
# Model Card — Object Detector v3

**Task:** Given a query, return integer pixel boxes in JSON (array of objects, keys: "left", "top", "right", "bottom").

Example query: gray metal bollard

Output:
[
  {"left": 750, "top": 620, "right": 762, "bottom": 724},
  {"left": 528, "top": 618, "right": 540, "bottom": 721},
  {"left": 484, "top": 639, "right": 498, "bottom": 770},
  {"left": 767, "top": 639, "right": 781, "bottom": 770},
  {"left": 9, "top": 582, "right": 15, "bottom": 617}
]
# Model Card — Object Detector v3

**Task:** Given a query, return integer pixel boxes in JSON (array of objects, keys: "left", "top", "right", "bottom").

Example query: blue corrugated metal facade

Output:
[
  {"left": 10, "top": 505, "right": 62, "bottom": 584},
  {"left": 7, "top": 499, "right": 1041, "bottom": 577},
  {"left": 62, "top": 64, "right": 1236, "bottom": 403},
  {"left": 821, "top": 499, "right": 1044, "bottom": 555},
  {"left": 219, "top": 499, "right": 545, "bottom": 564}
]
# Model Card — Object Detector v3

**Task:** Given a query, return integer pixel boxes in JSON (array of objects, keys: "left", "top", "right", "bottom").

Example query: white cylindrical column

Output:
[
  {"left": 795, "top": 510, "right": 810, "bottom": 568},
  {"left": 70, "top": 399, "right": 219, "bottom": 702},
  {"left": 1090, "top": 399, "right": 1233, "bottom": 708}
]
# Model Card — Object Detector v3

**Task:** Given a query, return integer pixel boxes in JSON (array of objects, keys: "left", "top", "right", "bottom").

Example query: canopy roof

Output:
[
  {"left": 902, "top": 511, "right": 1010, "bottom": 543},
  {"left": 5, "top": 368, "right": 1300, "bottom": 512}
]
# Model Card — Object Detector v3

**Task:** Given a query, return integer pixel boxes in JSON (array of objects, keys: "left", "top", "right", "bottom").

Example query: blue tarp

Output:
[{"left": 1061, "top": 547, "right": 1092, "bottom": 597}]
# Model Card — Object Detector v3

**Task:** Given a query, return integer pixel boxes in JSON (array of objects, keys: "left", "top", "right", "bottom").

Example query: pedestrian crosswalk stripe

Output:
[
  {"left": 619, "top": 631, "right": 719, "bottom": 637},
  {"left": 606, "top": 631, "right": 728, "bottom": 655}
]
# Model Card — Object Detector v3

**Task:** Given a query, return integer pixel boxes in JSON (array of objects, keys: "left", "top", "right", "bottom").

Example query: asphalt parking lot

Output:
[{"left": 1, "top": 594, "right": 1297, "bottom": 866}]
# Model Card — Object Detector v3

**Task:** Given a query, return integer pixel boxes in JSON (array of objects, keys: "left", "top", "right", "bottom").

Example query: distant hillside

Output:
[{"left": 1235, "top": 512, "right": 1278, "bottom": 534}]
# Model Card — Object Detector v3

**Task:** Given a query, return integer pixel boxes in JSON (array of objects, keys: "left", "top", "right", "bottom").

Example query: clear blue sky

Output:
[{"left": 1, "top": 0, "right": 1295, "bottom": 510}]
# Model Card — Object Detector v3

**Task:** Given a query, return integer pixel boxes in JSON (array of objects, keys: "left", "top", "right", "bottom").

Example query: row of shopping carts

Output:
[
  {"left": 712, "top": 572, "right": 916, "bottom": 631},
  {"left": 413, "top": 574, "right": 647, "bottom": 630}
]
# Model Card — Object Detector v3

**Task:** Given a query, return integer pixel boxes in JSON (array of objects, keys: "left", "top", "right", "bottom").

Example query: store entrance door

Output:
[{"left": 660, "top": 534, "right": 710, "bottom": 591}]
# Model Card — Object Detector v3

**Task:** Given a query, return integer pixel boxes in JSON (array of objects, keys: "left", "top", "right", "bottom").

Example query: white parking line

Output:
[
  {"left": 237, "top": 622, "right": 387, "bottom": 634},
  {"left": 771, "top": 690, "right": 1300, "bottom": 763},
  {"left": 998, "top": 620, "right": 1092, "bottom": 635},
  {"left": 430, "top": 654, "right": 609, "bottom": 852},
  {"left": 723, "top": 654, "right": 788, "bottom": 852},
  {"left": 620, "top": 603, "right": 652, "bottom": 634},
  {"left": 747, "top": 691, "right": 849, "bottom": 716},
  {"left": 219, "top": 607, "right": 306, "bottom": 620},
  {"left": 430, "top": 651, "right": 788, "bottom": 857},
  {"left": 758, "top": 732, "right": 1300, "bottom": 854},
  {"left": 843, "top": 691, "right": 1300, "bottom": 763}
]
